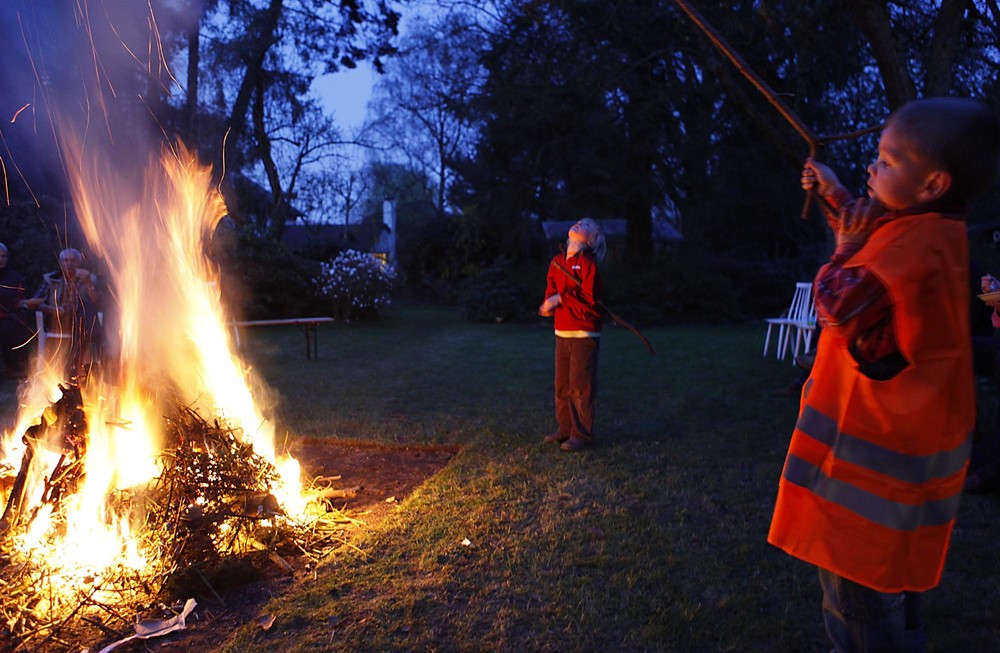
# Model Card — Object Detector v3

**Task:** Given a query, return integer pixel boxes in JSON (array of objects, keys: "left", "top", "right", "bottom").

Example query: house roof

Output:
[
  {"left": 281, "top": 222, "right": 387, "bottom": 253},
  {"left": 540, "top": 218, "right": 683, "bottom": 242}
]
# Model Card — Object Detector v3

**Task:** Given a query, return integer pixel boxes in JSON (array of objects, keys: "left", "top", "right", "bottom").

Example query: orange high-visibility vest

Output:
[{"left": 768, "top": 212, "right": 974, "bottom": 593}]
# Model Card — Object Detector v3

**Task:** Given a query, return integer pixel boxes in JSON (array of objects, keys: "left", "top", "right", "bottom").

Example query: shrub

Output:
[
  {"left": 216, "top": 226, "right": 322, "bottom": 320},
  {"left": 461, "top": 258, "right": 538, "bottom": 323},
  {"left": 315, "top": 249, "right": 396, "bottom": 320},
  {"left": 601, "top": 248, "right": 814, "bottom": 326}
]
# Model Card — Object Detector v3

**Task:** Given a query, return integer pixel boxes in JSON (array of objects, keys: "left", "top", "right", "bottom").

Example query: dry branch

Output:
[
  {"left": 0, "top": 391, "right": 356, "bottom": 652},
  {"left": 673, "top": 0, "right": 882, "bottom": 220}
]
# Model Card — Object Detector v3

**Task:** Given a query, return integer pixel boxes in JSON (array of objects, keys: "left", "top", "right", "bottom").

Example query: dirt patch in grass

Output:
[
  {"left": 97, "top": 439, "right": 459, "bottom": 653},
  {"left": 290, "top": 437, "right": 460, "bottom": 522}
]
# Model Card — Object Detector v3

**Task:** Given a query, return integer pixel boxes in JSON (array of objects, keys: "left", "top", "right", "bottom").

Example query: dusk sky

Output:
[{"left": 313, "top": 62, "right": 376, "bottom": 130}]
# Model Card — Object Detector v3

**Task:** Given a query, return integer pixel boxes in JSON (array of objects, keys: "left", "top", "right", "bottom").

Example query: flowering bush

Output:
[{"left": 314, "top": 249, "right": 396, "bottom": 320}]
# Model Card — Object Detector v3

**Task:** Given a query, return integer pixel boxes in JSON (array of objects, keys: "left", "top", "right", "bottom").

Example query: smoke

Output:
[
  {"left": 3, "top": 0, "right": 279, "bottom": 446},
  {"left": 0, "top": 0, "right": 203, "bottom": 203}
]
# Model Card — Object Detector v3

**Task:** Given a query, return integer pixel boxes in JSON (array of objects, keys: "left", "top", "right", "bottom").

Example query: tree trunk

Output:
[
  {"left": 622, "top": 63, "right": 656, "bottom": 262},
  {"left": 226, "top": 0, "right": 284, "bottom": 140},
  {"left": 925, "top": 0, "right": 970, "bottom": 96},
  {"left": 848, "top": 1, "right": 916, "bottom": 109},
  {"left": 253, "top": 76, "right": 288, "bottom": 241},
  {"left": 624, "top": 159, "right": 654, "bottom": 262}
]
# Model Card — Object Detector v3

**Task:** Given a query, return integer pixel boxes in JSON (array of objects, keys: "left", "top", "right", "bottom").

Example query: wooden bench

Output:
[{"left": 230, "top": 317, "right": 334, "bottom": 359}]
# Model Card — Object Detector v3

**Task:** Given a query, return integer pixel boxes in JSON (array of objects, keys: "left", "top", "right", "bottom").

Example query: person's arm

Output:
[
  {"left": 817, "top": 257, "right": 905, "bottom": 378},
  {"left": 815, "top": 193, "right": 890, "bottom": 324},
  {"left": 75, "top": 269, "right": 100, "bottom": 303},
  {"left": 815, "top": 246, "right": 891, "bottom": 335},
  {"left": 539, "top": 260, "right": 561, "bottom": 316},
  {"left": 557, "top": 255, "right": 600, "bottom": 315},
  {"left": 980, "top": 274, "right": 1000, "bottom": 327},
  {"left": 815, "top": 198, "right": 907, "bottom": 372},
  {"left": 802, "top": 158, "right": 852, "bottom": 207},
  {"left": 802, "top": 158, "right": 858, "bottom": 237},
  {"left": 29, "top": 280, "right": 55, "bottom": 314}
]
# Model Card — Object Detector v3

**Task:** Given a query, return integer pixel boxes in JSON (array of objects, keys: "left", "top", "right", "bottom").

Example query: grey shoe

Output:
[
  {"left": 544, "top": 432, "right": 568, "bottom": 444},
  {"left": 559, "top": 437, "right": 588, "bottom": 452}
]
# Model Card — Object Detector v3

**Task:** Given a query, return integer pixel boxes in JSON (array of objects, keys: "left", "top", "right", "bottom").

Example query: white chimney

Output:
[{"left": 382, "top": 199, "right": 397, "bottom": 267}]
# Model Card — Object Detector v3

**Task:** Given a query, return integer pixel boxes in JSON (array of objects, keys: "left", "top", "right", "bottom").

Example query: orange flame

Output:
[{"left": 0, "top": 139, "right": 307, "bottom": 598}]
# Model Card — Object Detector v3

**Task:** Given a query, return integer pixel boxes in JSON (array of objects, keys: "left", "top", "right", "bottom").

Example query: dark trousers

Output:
[
  {"left": 819, "top": 568, "right": 926, "bottom": 652},
  {"left": 554, "top": 336, "right": 599, "bottom": 442}
]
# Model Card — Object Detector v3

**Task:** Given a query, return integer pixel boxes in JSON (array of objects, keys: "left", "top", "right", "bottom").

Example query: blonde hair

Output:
[{"left": 572, "top": 218, "right": 606, "bottom": 264}]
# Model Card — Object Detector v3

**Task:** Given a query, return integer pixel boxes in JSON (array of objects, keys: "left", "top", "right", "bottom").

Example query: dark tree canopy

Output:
[
  {"left": 447, "top": 0, "right": 1000, "bottom": 265},
  {"left": 4, "top": 0, "right": 1000, "bottom": 319}
]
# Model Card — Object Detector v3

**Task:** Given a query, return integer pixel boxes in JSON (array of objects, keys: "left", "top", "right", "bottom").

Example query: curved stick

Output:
[
  {"left": 673, "top": 0, "right": 819, "bottom": 146},
  {"left": 549, "top": 260, "right": 656, "bottom": 356},
  {"left": 673, "top": 0, "right": 879, "bottom": 220}
]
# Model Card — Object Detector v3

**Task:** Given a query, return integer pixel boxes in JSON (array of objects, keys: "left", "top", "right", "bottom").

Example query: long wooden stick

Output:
[
  {"left": 673, "top": 0, "right": 881, "bottom": 219},
  {"left": 674, "top": 0, "right": 819, "bottom": 148}
]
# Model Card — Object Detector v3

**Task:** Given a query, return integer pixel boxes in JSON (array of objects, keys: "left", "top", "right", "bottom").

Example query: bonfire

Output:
[{"left": 0, "top": 144, "right": 344, "bottom": 652}]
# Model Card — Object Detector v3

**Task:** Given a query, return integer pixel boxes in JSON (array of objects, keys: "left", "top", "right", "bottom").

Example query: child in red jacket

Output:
[{"left": 538, "top": 218, "right": 606, "bottom": 452}]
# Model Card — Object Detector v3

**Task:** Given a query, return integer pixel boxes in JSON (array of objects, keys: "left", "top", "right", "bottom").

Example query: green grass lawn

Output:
[
  {"left": 4, "top": 303, "right": 997, "bottom": 652},
  {"left": 214, "top": 303, "right": 1000, "bottom": 653}
]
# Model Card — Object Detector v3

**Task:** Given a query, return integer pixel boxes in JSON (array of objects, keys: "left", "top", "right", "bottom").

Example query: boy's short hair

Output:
[{"left": 888, "top": 97, "right": 1000, "bottom": 205}]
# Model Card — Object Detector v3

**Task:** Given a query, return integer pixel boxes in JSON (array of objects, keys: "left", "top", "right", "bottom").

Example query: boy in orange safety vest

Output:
[{"left": 769, "top": 98, "right": 1000, "bottom": 652}]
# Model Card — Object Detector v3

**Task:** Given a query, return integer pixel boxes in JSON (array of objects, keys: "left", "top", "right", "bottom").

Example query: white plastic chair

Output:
[
  {"left": 35, "top": 310, "right": 71, "bottom": 373},
  {"left": 35, "top": 310, "right": 104, "bottom": 373},
  {"left": 762, "top": 282, "right": 816, "bottom": 362},
  {"left": 790, "top": 303, "right": 817, "bottom": 363}
]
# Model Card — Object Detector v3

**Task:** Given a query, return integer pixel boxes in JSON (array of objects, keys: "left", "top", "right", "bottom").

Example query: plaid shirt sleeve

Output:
[{"left": 815, "top": 241, "right": 898, "bottom": 363}]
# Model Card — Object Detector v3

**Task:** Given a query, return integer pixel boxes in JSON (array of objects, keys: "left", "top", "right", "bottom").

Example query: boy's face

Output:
[{"left": 867, "top": 125, "right": 935, "bottom": 211}]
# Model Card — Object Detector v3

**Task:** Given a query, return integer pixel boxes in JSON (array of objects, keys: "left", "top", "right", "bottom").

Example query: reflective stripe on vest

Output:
[
  {"left": 783, "top": 452, "right": 965, "bottom": 531},
  {"left": 795, "top": 405, "right": 972, "bottom": 485}
]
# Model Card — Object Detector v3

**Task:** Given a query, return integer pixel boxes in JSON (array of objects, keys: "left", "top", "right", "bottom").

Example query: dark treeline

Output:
[{"left": 2, "top": 0, "right": 1000, "bottom": 323}]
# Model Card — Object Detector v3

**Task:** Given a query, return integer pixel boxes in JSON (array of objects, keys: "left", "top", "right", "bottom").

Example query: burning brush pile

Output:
[{"left": 0, "top": 145, "right": 348, "bottom": 651}]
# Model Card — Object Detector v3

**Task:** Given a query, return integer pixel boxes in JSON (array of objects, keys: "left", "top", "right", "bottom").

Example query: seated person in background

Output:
[
  {"left": 0, "top": 243, "right": 34, "bottom": 378},
  {"left": 28, "top": 247, "right": 105, "bottom": 378},
  {"left": 968, "top": 272, "right": 1000, "bottom": 492}
]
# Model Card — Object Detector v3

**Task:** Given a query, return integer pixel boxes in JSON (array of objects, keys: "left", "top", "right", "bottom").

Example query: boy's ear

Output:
[{"left": 920, "top": 170, "right": 952, "bottom": 202}]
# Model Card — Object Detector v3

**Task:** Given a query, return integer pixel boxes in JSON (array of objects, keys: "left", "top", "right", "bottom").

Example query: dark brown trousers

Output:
[{"left": 554, "top": 336, "right": 600, "bottom": 442}]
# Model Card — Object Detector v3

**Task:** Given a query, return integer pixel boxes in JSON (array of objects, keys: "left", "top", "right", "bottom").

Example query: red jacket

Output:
[{"left": 545, "top": 251, "right": 602, "bottom": 333}]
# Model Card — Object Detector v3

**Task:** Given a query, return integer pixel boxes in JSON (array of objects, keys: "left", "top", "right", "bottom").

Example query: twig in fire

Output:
[
  {"left": 0, "top": 384, "right": 88, "bottom": 537},
  {"left": 0, "top": 393, "right": 359, "bottom": 652}
]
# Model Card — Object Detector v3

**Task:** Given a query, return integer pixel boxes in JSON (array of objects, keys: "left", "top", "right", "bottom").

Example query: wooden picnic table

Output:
[{"left": 230, "top": 317, "right": 334, "bottom": 359}]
